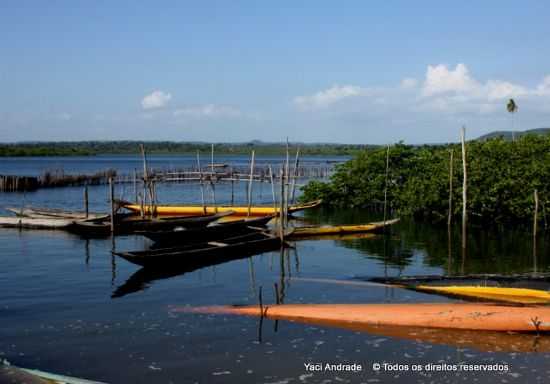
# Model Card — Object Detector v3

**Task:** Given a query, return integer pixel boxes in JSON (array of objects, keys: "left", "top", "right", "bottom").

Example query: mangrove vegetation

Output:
[{"left": 301, "top": 134, "right": 550, "bottom": 226}]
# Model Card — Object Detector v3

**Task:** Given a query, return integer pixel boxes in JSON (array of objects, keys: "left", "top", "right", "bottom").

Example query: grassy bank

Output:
[{"left": 301, "top": 135, "right": 550, "bottom": 225}]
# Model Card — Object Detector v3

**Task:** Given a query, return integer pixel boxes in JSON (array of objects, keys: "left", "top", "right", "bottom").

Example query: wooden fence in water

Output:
[{"left": 0, "top": 162, "right": 339, "bottom": 192}]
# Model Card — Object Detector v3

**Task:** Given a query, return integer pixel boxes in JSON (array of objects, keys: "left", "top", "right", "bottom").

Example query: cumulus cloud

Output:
[
  {"left": 173, "top": 104, "right": 242, "bottom": 118},
  {"left": 293, "top": 85, "right": 362, "bottom": 109},
  {"left": 141, "top": 90, "right": 172, "bottom": 110},
  {"left": 422, "top": 63, "right": 478, "bottom": 96}
]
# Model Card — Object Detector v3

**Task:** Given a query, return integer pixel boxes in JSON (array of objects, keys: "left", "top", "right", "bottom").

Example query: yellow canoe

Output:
[
  {"left": 414, "top": 285, "right": 550, "bottom": 304},
  {"left": 120, "top": 199, "right": 322, "bottom": 217},
  {"left": 287, "top": 218, "right": 399, "bottom": 239}
]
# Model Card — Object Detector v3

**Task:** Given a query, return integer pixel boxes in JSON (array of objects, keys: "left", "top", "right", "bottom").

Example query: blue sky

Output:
[{"left": 1, "top": 0, "right": 549, "bottom": 143}]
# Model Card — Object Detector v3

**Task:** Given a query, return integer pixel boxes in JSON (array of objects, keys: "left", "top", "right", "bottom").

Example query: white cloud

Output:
[
  {"left": 485, "top": 80, "right": 528, "bottom": 101},
  {"left": 293, "top": 85, "right": 362, "bottom": 109},
  {"left": 400, "top": 78, "right": 418, "bottom": 89},
  {"left": 141, "top": 90, "right": 172, "bottom": 110},
  {"left": 422, "top": 63, "right": 478, "bottom": 96},
  {"left": 173, "top": 104, "right": 242, "bottom": 118},
  {"left": 535, "top": 75, "right": 550, "bottom": 95}
]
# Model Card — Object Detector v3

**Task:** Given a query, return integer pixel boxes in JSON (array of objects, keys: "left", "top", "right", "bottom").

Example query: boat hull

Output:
[
  {"left": 175, "top": 303, "right": 550, "bottom": 332},
  {"left": 120, "top": 199, "right": 322, "bottom": 217}
]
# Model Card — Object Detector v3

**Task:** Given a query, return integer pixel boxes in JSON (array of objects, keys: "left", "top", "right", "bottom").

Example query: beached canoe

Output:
[
  {"left": 287, "top": 218, "right": 399, "bottom": 239},
  {"left": 0, "top": 216, "right": 74, "bottom": 229},
  {"left": 114, "top": 231, "right": 281, "bottom": 268},
  {"left": 6, "top": 207, "right": 108, "bottom": 221},
  {"left": 118, "top": 199, "right": 322, "bottom": 217},
  {"left": 175, "top": 303, "right": 550, "bottom": 332}
]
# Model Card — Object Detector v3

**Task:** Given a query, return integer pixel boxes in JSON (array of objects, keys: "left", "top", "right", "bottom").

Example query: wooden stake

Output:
[
  {"left": 269, "top": 165, "right": 276, "bottom": 212},
  {"left": 84, "top": 186, "right": 89, "bottom": 219},
  {"left": 448, "top": 149, "right": 453, "bottom": 227},
  {"left": 383, "top": 145, "right": 390, "bottom": 225},
  {"left": 534, "top": 189, "right": 539, "bottom": 273},
  {"left": 196, "top": 151, "right": 206, "bottom": 214},
  {"left": 279, "top": 168, "right": 285, "bottom": 241},
  {"left": 133, "top": 168, "right": 138, "bottom": 203},
  {"left": 109, "top": 177, "right": 115, "bottom": 234},
  {"left": 247, "top": 150, "right": 255, "bottom": 217},
  {"left": 211, "top": 143, "right": 215, "bottom": 174},
  {"left": 290, "top": 148, "right": 300, "bottom": 204},
  {"left": 461, "top": 126, "right": 468, "bottom": 253}
]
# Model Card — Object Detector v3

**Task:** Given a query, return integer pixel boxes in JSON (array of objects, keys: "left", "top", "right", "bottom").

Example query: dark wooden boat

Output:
[
  {"left": 68, "top": 211, "right": 234, "bottom": 237},
  {"left": 139, "top": 215, "right": 274, "bottom": 245},
  {"left": 113, "top": 231, "right": 281, "bottom": 268}
]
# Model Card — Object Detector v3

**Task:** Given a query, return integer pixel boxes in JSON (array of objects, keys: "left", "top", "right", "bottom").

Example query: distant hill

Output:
[{"left": 478, "top": 128, "right": 550, "bottom": 141}]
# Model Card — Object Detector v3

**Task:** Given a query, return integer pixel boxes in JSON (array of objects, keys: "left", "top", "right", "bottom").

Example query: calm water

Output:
[{"left": 1, "top": 156, "right": 549, "bottom": 384}]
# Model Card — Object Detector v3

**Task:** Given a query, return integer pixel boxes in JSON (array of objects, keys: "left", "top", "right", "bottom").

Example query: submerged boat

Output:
[
  {"left": 139, "top": 215, "right": 274, "bottom": 245},
  {"left": 176, "top": 303, "right": 550, "bottom": 332},
  {"left": 287, "top": 218, "right": 399, "bottom": 239},
  {"left": 68, "top": 211, "right": 234, "bottom": 237},
  {"left": 412, "top": 285, "right": 550, "bottom": 304},
  {"left": 114, "top": 231, "right": 281, "bottom": 268},
  {"left": 118, "top": 199, "right": 322, "bottom": 217}
]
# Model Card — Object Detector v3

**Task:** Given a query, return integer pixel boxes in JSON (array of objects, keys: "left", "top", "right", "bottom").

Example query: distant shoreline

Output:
[{"left": 0, "top": 141, "right": 370, "bottom": 157}]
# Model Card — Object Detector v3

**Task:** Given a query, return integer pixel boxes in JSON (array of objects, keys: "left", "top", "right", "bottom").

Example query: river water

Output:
[{"left": 0, "top": 155, "right": 549, "bottom": 383}]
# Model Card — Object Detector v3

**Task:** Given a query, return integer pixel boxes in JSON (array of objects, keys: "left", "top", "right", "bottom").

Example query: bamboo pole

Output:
[
  {"left": 269, "top": 165, "right": 277, "bottom": 212},
  {"left": 211, "top": 143, "right": 215, "bottom": 174},
  {"left": 461, "top": 126, "right": 468, "bottom": 254},
  {"left": 84, "top": 186, "right": 89, "bottom": 219},
  {"left": 383, "top": 145, "right": 390, "bottom": 225},
  {"left": 448, "top": 149, "right": 454, "bottom": 227},
  {"left": 109, "top": 177, "right": 115, "bottom": 234},
  {"left": 140, "top": 144, "right": 150, "bottom": 217},
  {"left": 133, "top": 168, "right": 138, "bottom": 202},
  {"left": 290, "top": 148, "right": 300, "bottom": 204},
  {"left": 247, "top": 150, "right": 255, "bottom": 217},
  {"left": 279, "top": 168, "right": 285, "bottom": 241},
  {"left": 285, "top": 140, "right": 290, "bottom": 226},
  {"left": 196, "top": 151, "right": 206, "bottom": 214},
  {"left": 534, "top": 189, "right": 539, "bottom": 273}
]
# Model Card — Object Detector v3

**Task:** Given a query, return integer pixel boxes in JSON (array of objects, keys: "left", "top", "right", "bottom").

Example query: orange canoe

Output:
[{"left": 174, "top": 303, "right": 550, "bottom": 332}]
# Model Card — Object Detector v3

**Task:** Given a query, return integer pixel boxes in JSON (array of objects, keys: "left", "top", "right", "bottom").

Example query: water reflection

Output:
[{"left": 304, "top": 208, "right": 550, "bottom": 275}]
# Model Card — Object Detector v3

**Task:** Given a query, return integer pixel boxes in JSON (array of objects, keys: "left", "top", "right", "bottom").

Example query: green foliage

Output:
[{"left": 302, "top": 135, "right": 550, "bottom": 224}]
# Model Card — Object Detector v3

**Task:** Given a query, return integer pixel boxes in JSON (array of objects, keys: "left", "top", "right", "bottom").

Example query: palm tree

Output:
[{"left": 507, "top": 99, "right": 518, "bottom": 141}]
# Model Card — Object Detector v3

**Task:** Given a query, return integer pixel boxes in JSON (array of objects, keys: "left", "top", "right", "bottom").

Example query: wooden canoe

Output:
[
  {"left": 367, "top": 275, "right": 550, "bottom": 304},
  {"left": 0, "top": 216, "right": 74, "bottom": 229},
  {"left": 175, "top": 303, "right": 550, "bottom": 332},
  {"left": 413, "top": 285, "right": 550, "bottom": 304},
  {"left": 114, "top": 231, "right": 281, "bottom": 268},
  {"left": 68, "top": 211, "right": 234, "bottom": 237},
  {"left": 119, "top": 199, "right": 322, "bottom": 217},
  {"left": 6, "top": 207, "right": 108, "bottom": 221},
  {"left": 139, "top": 215, "right": 274, "bottom": 245},
  {"left": 287, "top": 218, "right": 399, "bottom": 239}
]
